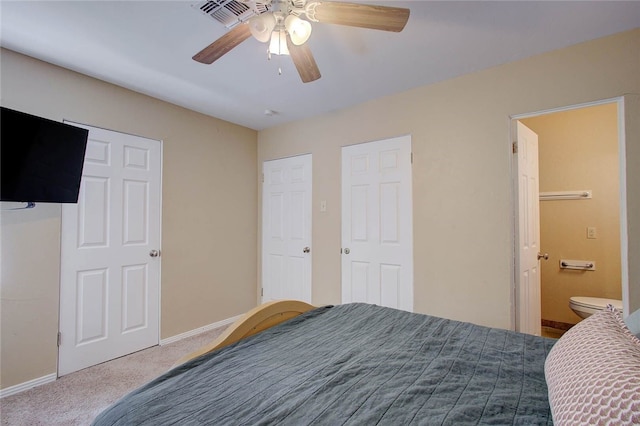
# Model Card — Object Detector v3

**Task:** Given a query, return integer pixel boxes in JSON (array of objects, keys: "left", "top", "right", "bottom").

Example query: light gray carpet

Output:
[{"left": 1, "top": 326, "right": 226, "bottom": 426}]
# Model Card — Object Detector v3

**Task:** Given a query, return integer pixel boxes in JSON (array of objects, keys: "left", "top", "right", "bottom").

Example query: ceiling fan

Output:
[{"left": 192, "top": 0, "right": 410, "bottom": 83}]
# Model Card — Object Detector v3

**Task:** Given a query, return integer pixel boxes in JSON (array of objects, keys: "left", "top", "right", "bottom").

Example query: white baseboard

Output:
[
  {"left": 0, "top": 315, "right": 241, "bottom": 398},
  {"left": 0, "top": 373, "right": 57, "bottom": 399},
  {"left": 160, "top": 314, "right": 242, "bottom": 346}
]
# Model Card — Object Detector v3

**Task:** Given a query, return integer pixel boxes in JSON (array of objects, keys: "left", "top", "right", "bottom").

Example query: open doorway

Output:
[{"left": 512, "top": 98, "right": 627, "bottom": 337}]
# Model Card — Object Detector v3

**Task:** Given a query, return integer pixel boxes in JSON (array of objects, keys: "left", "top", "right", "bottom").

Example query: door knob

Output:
[
  {"left": 149, "top": 249, "right": 161, "bottom": 258},
  {"left": 537, "top": 252, "right": 549, "bottom": 261},
  {"left": 343, "top": 248, "right": 350, "bottom": 254},
  {"left": 303, "top": 247, "right": 310, "bottom": 253}
]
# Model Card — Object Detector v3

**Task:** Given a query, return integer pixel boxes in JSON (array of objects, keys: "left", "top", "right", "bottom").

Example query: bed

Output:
[{"left": 92, "top": 301, "right": 640, "bottom": 425}]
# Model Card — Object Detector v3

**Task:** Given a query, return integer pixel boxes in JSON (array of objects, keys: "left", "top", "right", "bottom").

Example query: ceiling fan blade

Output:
[
  {"left": 287, "top": 36, "right": 321, "bottom": 83},
  {"left": 193, "top": 24, "right": 252, "bottom": 64},
  {"left": 310, "top": 2, "right": 410, "bottom": 32}
]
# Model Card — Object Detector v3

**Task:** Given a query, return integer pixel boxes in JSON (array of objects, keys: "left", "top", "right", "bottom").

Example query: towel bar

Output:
[
  {"left": 560, "top": 259, "right": 595, "bottom": 271},
  {"left": 540, "top": 190, "right": 592, "bottom": 201}
]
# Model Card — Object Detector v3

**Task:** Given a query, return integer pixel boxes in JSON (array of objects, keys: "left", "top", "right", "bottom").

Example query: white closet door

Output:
[
  {"left": 59, "top": 123, "right": 161, "bottom": 376},
  {"left": 262, "top": 154, "right": 312, "bottom": 303},
  {"left": 341, "top": 135, "right": 413, "bottom": 312}
]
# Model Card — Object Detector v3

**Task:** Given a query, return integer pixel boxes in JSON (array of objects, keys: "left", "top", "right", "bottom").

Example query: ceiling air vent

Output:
[{"left": 192, "top": 0, "right": 269, "bottom": 29}]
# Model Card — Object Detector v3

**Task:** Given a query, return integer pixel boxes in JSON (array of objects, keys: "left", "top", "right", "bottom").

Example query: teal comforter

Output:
[{"left": 93, "top": 303, "right": 555, "bottom": 425}]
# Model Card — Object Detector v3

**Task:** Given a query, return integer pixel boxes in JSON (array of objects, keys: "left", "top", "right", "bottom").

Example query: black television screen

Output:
[{"left": 1, "top": 107, "right": 89, "bottom": 203}]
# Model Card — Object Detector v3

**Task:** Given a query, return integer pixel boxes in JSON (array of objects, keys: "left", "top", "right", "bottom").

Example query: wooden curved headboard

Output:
[{"left": 173, "top": 300, "right": 316, "bottom": 367}]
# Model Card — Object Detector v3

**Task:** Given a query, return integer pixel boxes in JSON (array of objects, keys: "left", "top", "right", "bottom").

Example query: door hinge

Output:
[
  {"left": 57, "top": 332, "right": 62, "bottom": 347},
  {"left": 410, "top": 152, "right": 413, "bottom": 163},
  {"left": 261, "top": 173, "right": 264, "bottom": 183},
  {"left": 261, "top": 288, "right": 264, "bottom": 297},
  {"left": 512, "top": 142, "right": 518, "bottom": 154}
]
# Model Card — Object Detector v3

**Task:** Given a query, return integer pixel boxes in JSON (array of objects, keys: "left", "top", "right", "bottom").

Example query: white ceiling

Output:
[{"left": 1, "top": 1, "right": 639, "bottom": 130}]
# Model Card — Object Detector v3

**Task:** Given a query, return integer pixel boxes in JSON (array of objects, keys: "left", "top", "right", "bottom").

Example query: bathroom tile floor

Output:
[{"left": 541, "top": 326, "right": 566, "bottom": 339}]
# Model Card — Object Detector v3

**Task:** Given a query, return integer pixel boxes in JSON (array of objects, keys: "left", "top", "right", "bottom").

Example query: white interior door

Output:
[
  {"left": 341, "top": 135, "right": 413, "bottom": 312},
  {"left": 516, "top": 121, "right": 541, "bottom": 335},
  {"left": 59, "top": 123, "right": 161, "bottom": 376},
  {"left": 262, "top": 154, "right": 312, "bottom": 303}
]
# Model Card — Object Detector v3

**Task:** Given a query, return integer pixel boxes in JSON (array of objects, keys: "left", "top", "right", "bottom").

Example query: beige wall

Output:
[
  {"left": 2, "top": 29, "right": 639, "bottom": 391},
  {"left": 258, "top": 29, "right": 640, "bottom": 328},
  {"left": 522, "top": 104, "right": 620, "bottom": 325},
  {"left": 0, "top": 49, "right": 258, "bottom": 389}
]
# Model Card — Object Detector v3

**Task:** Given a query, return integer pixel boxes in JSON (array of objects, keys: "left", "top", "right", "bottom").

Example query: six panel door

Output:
[
  {"left": 59, "top": 123, "right": 161, "bottom": 376},
  {"left": 341, "top": 136, "right": 413, "bottom": 312},
  {"left": 262, "top": 154, "right": 312, "bottom": 303}
]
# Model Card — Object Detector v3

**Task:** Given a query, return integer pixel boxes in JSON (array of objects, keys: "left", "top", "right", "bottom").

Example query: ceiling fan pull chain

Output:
[{"left": 266, "top": 47, "right": 282, "bottom": 76}]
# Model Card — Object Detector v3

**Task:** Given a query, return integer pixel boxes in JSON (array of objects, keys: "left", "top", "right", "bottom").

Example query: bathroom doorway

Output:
[{"left": 512, "top": 99, "right": 627, "bottom": 337}]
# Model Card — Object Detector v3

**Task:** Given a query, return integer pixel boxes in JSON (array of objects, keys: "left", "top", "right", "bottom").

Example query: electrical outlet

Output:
[{"left": 587, "top": 227, "right": 597, "bottom": 239}]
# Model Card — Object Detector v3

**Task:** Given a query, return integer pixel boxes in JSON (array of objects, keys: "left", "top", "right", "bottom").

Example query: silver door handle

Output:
[
  {"left": 537, "top": 252, "right": 549, "bottom": 261},
  {"left": 149, "top": 249, "right": 161, "bottom": 258},
  {"left": 303, "top": 247, "right": 310, "bottom": 253},
  {"left": 343, "top": 248, "right": 350, "bottom": 254}
]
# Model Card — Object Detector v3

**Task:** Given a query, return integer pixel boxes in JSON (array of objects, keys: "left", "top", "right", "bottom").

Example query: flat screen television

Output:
[{"left": 1, "top": 107, "right": 89, "bottom": 203}]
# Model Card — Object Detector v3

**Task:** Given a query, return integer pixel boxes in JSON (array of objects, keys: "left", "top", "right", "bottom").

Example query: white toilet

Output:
[{"left": 569, "top": 296, "right": 623, "bottom": 319}]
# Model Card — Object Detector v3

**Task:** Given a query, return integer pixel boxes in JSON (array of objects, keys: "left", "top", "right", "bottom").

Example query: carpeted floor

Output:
[{"left": 0, "top": 326, "right": 226, "bottom": 426}]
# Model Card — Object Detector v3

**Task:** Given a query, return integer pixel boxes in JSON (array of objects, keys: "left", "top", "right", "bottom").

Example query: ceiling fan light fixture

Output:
[
  {"left": 248, "top": 13, "right": 276, "bottom": 43},
  {"left": 285, "top": 15, "right": 312, "bottom": 45},
  {"left": 268, "top": 30, "right": 289, "bottom": 55},
  {"left": 192, "top": 1, "right": 411, "bottom": 83}
]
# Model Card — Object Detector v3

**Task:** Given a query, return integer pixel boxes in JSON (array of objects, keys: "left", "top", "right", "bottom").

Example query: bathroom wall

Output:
[{"left": 522, "top": 103, "right": 620, "bottom": 326}]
